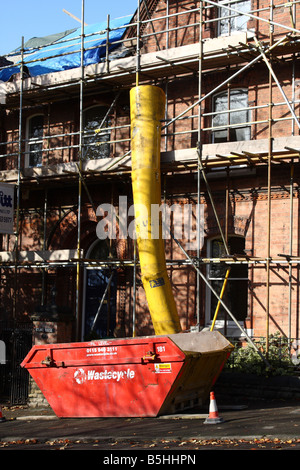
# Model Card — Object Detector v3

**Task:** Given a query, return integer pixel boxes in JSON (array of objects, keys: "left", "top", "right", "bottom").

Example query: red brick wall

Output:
[{"left": 2, "top": 0, "right": 299, "bottom": 168}]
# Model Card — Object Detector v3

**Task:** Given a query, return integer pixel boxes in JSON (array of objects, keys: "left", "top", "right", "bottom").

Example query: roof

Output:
[
  {"left": 21, "top": 29, "right": 77, "bottom": 50},
  {"left": 0, "top": 15, "right": 133, "bottom": 82}
]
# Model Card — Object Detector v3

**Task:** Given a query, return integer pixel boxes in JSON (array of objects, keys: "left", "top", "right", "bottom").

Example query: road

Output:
[{"left": 1, "top": 398, "right": 300, "bottom": 454}]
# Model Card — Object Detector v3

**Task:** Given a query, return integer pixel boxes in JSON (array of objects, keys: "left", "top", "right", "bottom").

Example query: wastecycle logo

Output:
[{"left": 74, "top": 367, "right": 135, "bottom": 384}]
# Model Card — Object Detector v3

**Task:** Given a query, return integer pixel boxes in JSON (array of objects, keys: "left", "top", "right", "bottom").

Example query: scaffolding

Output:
[{"left": 0, "top": 0, "right": 299, "bottom": 352}]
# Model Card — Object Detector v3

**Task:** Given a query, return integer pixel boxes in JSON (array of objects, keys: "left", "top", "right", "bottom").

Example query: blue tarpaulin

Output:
[{"left": 0, "top": 15, "right": 133, "bottom": 82}]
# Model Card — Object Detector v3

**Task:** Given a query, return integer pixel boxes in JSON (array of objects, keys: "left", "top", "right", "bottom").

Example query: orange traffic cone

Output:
[
  {"left": 0, "top": 405, "right": 6, "bottom": 422},
  {"left": 204, "top": 391, "right": 224, "bottom": 424}
]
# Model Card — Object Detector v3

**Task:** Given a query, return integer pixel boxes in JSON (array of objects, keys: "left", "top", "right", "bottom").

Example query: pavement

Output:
[{"left": 1, "top": 396, "right": 300, "bottom": 447}]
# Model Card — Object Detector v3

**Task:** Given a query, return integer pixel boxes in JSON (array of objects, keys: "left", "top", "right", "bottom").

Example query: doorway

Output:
[
  {"left": 82, "top": 239, "right": 117, "bottom": 340},
  {"left": 205, "top": 236, "right": 248, "bottom": 335}
]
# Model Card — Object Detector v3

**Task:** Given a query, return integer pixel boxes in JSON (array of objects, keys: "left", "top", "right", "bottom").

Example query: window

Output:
[
  {"left": 212, "top": 89, "right": 250, "bottom": 143},
  {"left": 83, "top": 106, "right": 111, "bottom": 159},
  {"left": 26, "top": 115, "right": 44, "bottom": 167},
  {"left": 218, "top": 0, "right": 251, "bottom": 36},
  {"left": 206, "top": 236, "right": 248, "bottom": 331}
]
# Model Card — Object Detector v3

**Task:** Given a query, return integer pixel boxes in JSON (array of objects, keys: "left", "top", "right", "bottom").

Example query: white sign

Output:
[{"left": 0, "top": 183, "right": 14, "bottom": 234}]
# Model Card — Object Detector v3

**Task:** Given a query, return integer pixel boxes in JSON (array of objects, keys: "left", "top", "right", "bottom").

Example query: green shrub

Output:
[{"left": 226, "top": 332, "right": 295, "bottom": 376}]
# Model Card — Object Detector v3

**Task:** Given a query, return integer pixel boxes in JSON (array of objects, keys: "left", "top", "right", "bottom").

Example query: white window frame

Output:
[
  {"left": 217, "top": 0, "right": 251, "bottom": 36},
  {"left": 212, "top": 88, "right": 251, "bottom": 143}
]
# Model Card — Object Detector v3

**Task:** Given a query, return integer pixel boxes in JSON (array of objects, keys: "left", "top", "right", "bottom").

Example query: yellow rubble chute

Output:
[{"left": 130, "top": 85, "right": 182, "bottom": 335}]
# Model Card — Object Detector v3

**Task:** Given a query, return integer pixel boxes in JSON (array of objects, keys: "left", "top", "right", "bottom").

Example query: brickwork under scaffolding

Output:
[{"left": 0, "top": 0, "right": 299, "bottom": 358}]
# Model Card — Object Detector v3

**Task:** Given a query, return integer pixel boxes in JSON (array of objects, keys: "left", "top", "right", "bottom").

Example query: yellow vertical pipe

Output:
[{"left": 130, "top": 85, "right": 182, "bottom": 335}]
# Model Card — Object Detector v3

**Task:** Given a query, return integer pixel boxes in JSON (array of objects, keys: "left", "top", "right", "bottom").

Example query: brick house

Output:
[{"left": 0, "top": 0, "right": 299, "bottom": 402}]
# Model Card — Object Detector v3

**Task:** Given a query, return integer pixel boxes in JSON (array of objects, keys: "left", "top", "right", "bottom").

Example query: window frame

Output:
[
  {"left": 82, "top": 105, "right": 111, "bottom": 160},
  {"left": 25, "top": 114, "right": 44, "bottom": 168},
  {"left": 211, "top": 88, "right": 251, "bottom": 143},
  {"left": 217, "top": 0, "right": 251, "bottom": 37}
]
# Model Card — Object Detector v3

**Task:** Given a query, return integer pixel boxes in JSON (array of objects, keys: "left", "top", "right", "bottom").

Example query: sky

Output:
[{"left": 0, "top": 0, "right": 138, "bottom": 56}]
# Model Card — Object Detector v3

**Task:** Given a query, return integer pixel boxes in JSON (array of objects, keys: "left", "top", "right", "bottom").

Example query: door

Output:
[
  {"left": 82, "top": 240, "right": 117, "bottom": 340},
  {"left": 206, "top": 236, "right": 248, "bottom": 335}
]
